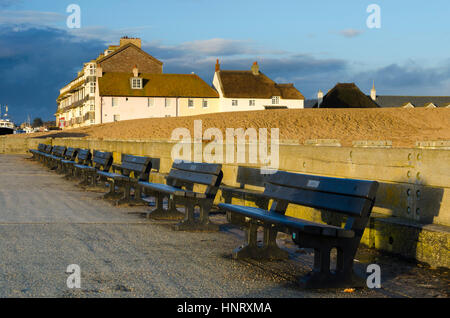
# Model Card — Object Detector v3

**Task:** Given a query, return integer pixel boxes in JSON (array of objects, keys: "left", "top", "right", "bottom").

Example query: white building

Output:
[{"left": 212, "top": 60, "right": 304, "bottom": 112}]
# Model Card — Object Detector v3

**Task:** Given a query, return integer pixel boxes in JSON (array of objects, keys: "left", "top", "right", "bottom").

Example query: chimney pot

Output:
[
  {"left": 251, "top": 61, "right": 259, "bottom": 75},
  {"left": 215, "top": 59, "right": 220, "bottom": 72}
]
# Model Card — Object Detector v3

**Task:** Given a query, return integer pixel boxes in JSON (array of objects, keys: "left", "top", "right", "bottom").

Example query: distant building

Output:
[
  {"left": 212, "top": 60, "right": 304, "bottom": 112},
  {"left": 95, "top": 65, "right": 219, "bottom": 123},
  {"left": 56, "top": 37, "right": 163, "bottom": 129},
  {"left": 314, "top": 83, "right": 380, "bottom": 108},
  {"left": 369, "top": 84, "right": 450, "bottom": 108}
]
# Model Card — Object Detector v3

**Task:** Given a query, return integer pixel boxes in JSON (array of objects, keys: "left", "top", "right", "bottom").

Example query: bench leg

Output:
[
  {"left": 123, "top": 184, "right": 148, "bottom": 206},
  {"left": 299, "top": 243, "right": 364, "bottom": 289},
  {"left": 147, "top": 193, "right": 184, "bottom": 220},
  {"left": 103, "top": 179, "right": 123, "bottom": 200},
  {"left": 174, "top": 201, "right": 219, "bottom": 232},
  {"left": 232, "top": 224, "right": 288, "bottom": 260}
]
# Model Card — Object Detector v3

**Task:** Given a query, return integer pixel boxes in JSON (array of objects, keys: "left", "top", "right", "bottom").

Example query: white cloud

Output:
[
  {"left": 339, "top": 29, "right": 363, "bottom": 38},
  {"left": 0, "top": 10, "right": 65, "bottom": 25}
]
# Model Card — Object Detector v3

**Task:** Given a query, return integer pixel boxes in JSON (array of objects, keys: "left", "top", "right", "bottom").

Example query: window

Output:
[
  {"left": 249, "top": 100, "right": 255, "bottom": 106},
  {"left": 112, "top": 97, "right": 118, "bottom": 107},
  {"left": 165, "top": 98, "right": 171, "bottom": 107},
  {"left": 148, "top": 98, "right": 154, "bottom": 107},
  {"left": 131, "top": 77, "right": 142, "bottom": 89},
  {"left": 232, "top": 100, "right": 238, "bottom": 106},
  {"left": 272, "top": 96, "right": 280, "bottom": 105},
  {"left": 188, "top": 99, "right": 194, "bottom": 108},
  {"left": 202, "top": 99, "right": 208, "bottom": 108},
  {"left": 113, "top": 115, "right": 120, "bottom": 122},
  {"left": 90, "top": 119, "right": 94, "bottom": 124}
]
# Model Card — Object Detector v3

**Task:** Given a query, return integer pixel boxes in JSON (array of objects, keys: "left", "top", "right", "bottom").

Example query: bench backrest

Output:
[
  {"left": 43, "top": 144, "right": 53, "bottom": 154},
  {"left": 119, "top": 154, "right": 158, "bottom": 181},
  {"left": 167, "top": 161, "right": 223, "bottom": 197},
  {"left": 92, "top": 150, "right": 113, "bottom": 172},
  {"left": 52, "top": 146, "right": 66, "bottom": 157},
  {"left": 37, "top": 143, "right": 46, "bottom": 152},
  {"left": 265, "top": 171, "right": 378, "bottom": 235},
  {"left": 236, "top": 166, "right": 269, "bottom": 189},
  {"left": 76, "top": 149, "right": 92, "bottom": 165},
  {"left": 64, "top": 147, "right": 78, "bottom": 161}
]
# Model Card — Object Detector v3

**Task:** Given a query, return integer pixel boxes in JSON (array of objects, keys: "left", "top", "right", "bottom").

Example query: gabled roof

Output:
[
  {"left": 374, "top": 96, "right": 450, "bottom": 108},
  {"left": 315, "top": 83, "right": 379, "bottom": 108},
  {"left": 98, "top": 72, "right": 219, "bottom": 98},
  {"left": 216, "top": 70, "right": 304, "bottom": 100},
  {"left": 96, "top": 43, "right": 163, "bottom": 66}
]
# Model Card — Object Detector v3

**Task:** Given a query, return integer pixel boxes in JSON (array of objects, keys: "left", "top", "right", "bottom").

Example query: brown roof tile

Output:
[
  {"left": 217, "top": 70, "right": 304, "bottom": 100},
  {"left": 98, "top": 72, "right": 219, "bottom": 98}
]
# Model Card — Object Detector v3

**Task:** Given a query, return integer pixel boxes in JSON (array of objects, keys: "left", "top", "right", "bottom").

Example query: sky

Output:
[{"left": 0, "top": 0, "right": 449, "bottom": 123}]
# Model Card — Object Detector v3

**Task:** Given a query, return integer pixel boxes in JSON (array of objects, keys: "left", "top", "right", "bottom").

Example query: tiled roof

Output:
[
  {"left": 217, "top": 70, "right": 304, "bottom": 100},
  {"left": 374, "top": 96, "right": 450, "bottom": 108},
  {"left": 96, "top": 43, "right": 163, "bottom": 66},
  {"left": 98, "top": 72, "right": 219, "bottom": 98}
]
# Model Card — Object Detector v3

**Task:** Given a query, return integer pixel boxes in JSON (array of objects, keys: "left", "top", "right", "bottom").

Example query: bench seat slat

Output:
[
  {"left": 218, "top": 203, "right": 354, "bottom": 238},
  {"left": 139, "top": 181, "right": 187, "bottom": 197},
  {"left": 97, "top": 171, "right": 128, "bottom": 180}
]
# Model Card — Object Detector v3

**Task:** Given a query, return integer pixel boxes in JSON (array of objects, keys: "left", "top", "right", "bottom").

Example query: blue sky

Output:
[{"left": 1, "top": 0, "right": 449, "bottom": 122}]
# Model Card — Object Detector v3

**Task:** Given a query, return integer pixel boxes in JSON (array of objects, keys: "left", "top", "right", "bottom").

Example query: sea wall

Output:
[{"left": 1, "top": 136, "right": 449, "bottom": 267}]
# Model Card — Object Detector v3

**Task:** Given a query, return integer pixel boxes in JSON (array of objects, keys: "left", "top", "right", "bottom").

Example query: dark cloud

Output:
[
  {"left": 1, "top": 23, "right": 449, "bottom": 124},
  {"left": 0, "top": 25, "right": 104, "bottom": 123}
]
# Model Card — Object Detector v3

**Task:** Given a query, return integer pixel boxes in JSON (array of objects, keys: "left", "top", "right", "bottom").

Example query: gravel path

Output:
[{"left": 0, "top": 154, "right": 447, "bottom": 298}]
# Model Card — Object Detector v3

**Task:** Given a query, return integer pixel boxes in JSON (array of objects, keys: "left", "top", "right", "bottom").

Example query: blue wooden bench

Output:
[{"left": 219, "top": 170, "right": 378, "bottom": 289}]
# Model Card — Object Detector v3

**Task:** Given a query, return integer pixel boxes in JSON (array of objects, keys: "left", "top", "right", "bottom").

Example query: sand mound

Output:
[{"left": 10, "top": 108, "right": 450, "bottom": 147}]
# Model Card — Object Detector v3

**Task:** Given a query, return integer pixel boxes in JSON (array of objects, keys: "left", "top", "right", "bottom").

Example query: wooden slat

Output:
[
  {"left": 264, "top": 183, "right": 371, "bottom": 216},
  {"left": 172, "top": 161, "right": 222, "bottom": 175},
  {"left": 267, "top": 170, "right": 378, "bottom": 200},
  {"left": 168, "top": 169, "right": 218, "bottom": 186},
  {"left": 77, "top": 149, "right": 91, "bottom": 161},
  {"left": 218, "top": 203, "right": 354, "bottom": 238},
  {"left": 236, "top": 166, "right": 268, "bottom": 188}
]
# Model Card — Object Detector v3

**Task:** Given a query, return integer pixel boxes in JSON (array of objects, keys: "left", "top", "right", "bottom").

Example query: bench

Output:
[
  {"left": 218, "top": 171, "right": 379, "bottom": 289},
  {"left": 97, "top": 154, "right": 159, "bottom": 205},
  {"left": 58, "top": 147, "right": 79, "bottom": 174},
  {"left": 45, "top": 146, "right": 66, "bottom": 170},
  {"left": 138, "top": 161, "right": 223, "bottom": 231},
  {"left": 74, "top": 150, "right": 113, "bottom": 187},
  {"left": 220, "top": 166, "right": 270, "bottom": 223},
  {"left": 29, "top": 143, "right": 47, "bottom": 161},
  {"left": 38, "top": 144, "right": 53, "bottom": 165},
  {"left": 64, "top": 148, "right": 91, "bottom": 180}
]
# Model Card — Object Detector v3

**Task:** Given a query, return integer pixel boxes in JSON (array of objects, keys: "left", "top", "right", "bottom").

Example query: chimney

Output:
[
  {"left": 96, "top": 64, "right": 103, "bottom": 78},
  {"left": 317, "top": 90, "right": 324, "bottom": 107},
  {"left": 132, "top": 65, "right": 139, "bottom": 77},
  {"left": 120, "top": 37, "right": 142, "bottom": 48},
  {"left": 215, "top": 59, "right": 220, "bottom": 72},
  {"left": 251, "top": 61, "right": 259, "bottom": 75},
  {"left": 370, "top": 81, "right": 376, "bottom": 101}
]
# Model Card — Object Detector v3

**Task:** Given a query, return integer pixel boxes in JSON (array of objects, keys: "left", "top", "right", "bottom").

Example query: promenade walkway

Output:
[{"left": 0, "top": 154, "right": 447, "bottom": 297}]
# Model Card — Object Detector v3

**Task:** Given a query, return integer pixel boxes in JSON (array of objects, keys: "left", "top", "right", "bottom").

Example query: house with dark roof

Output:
[
  {"left": 369, "top": 85, "right": 450, "bottom": 108},
  {"left": 314, "top": 83, "right": 380, "bottom": 108},
  {"left": 95, "top": 65, "right": 219, "bottom": 123},
  {"left": 212, "top": 60, "right": 304, "bottom": 112}
]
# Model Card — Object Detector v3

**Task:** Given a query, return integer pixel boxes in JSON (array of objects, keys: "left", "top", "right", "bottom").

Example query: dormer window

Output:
[{"left": 131, "top": 77, "right": 142, "bottom": 89}]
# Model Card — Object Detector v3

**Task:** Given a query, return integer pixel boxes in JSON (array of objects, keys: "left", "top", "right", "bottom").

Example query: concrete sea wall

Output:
[{"left": 1, "top": 136, "right": 449, "bottom": 268}]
